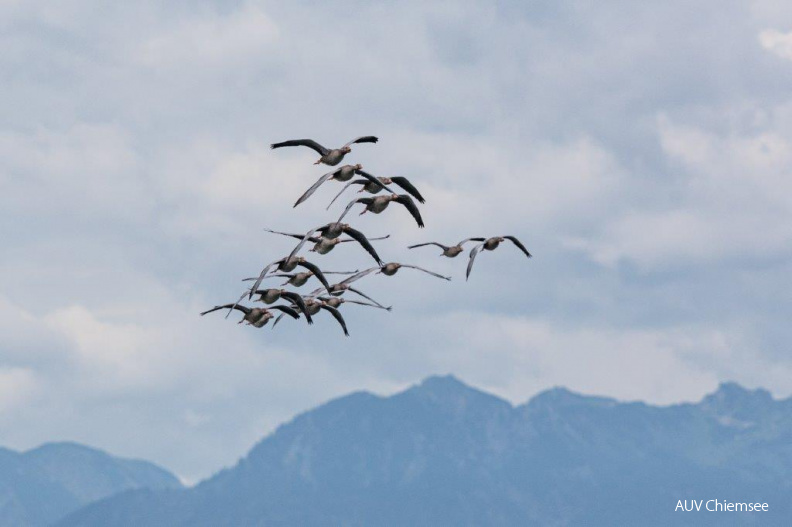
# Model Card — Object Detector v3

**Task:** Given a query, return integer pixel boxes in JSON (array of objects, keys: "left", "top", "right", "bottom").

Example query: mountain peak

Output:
[
  {"left": 27, "top": 441, "right": 108, "bottom": 457},
  {"left": 524, "top": 386, "right": 617, "bottom": 411},
  {"left": 700, "top": 381, "right": 774, "bottom": 420},
  {"left": 704, "top": 381, "right": 773, "bottom": 404},
  {"left": 418, "top": 374, "right": 469, "bottom": 390},
  {"left": 407, "top": 375, "right": 506, "bottom": 401},
  {"left": 392, "top": 374, "right": 512, "bottom": 416}
]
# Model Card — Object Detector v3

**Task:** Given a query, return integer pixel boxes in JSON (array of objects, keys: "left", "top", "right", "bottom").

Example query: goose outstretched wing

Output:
[
  {"left": 271, "top": 139, "right": 329, "bottom": 155},
  {"left": 341, "top": 298, "right": 392, "bottom": 311},
  {"left": 504, "top": 236, "right": 532, "bottom": 258},
  {"left": 393, "top": 195, "right": 424, "bottom": 228},
  {"left": 319, "top": 304, "right": 350, "bottom": 336},
  {"left": 337, "top": 198, "right": 372, "bottom": 222},
  {"left": 458, "top": 237, "right": 486, "bottom": 246},
  {"left": 408, "top": 241, "right": 448, "bottom": 250},
  {"left": 401, "top": 264, "right": 451, "bottom": 281},
  {"left": 326, "top": 180, "right": 366, "bottom": 210},
  {"left": 264, "top": 229, "right": 320, "bottom": 243},
  {"left": 342, "top": 226, "right": 384, "bottom": 265},
  {"left": 340, "top": 267, "right": 379, "bottom": 286},
  {"left": 466, "top": 243, "right": 485, "bottom": 280},
  {"left": 293, "top": 167, "right": 342, "bottom": 207},
  {"left": 347, "top": 286, "right": 388, "bottom": 309},
  {"left": 390, "top": 176, "right": 424, "bottom": 203},
  {"left": 278, "top": 292, "right": 313, "bottom": 324},
  {"left": 269, "top": 304, "right": 302, "bottom": 320},
  {"left": 200, "top": 303, "right": 250, "bottom": 316},
  {"left": 342, "top": 136, "right": 378, "bottom": 148},
  {"left": 297, "top": 260, "right": 331, "bottom": 293}
]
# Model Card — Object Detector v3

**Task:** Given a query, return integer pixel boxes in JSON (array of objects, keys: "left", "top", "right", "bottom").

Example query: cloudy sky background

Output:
[{"left": 3, "top": 0, "right": 792, "bottom": 482}]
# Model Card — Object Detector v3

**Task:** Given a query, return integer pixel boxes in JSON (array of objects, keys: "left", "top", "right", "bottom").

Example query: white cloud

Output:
[
  {"left": 759, "top": 28, "right": 792, "bottom": 60},
  {"left": 0, "top": 124, "right": 148, "bottom": 221},
  {"left": 571, "top": 112, "right": 792, "bottom": 270},
  {"left": 0, "top": 367, "right": 39, "bottom": 414},
  {"left": 136, "top": 3, "right": 279, "bottom": 68}
]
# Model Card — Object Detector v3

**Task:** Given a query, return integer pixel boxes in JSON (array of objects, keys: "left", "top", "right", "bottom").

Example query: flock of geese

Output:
[{"left": 201, "top": 136, "right": 532, "bottom": 335}]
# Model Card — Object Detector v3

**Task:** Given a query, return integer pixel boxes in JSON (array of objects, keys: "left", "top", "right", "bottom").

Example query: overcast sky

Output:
[{"left": 3, "top": 0, "right": 792, "bottom": 482}]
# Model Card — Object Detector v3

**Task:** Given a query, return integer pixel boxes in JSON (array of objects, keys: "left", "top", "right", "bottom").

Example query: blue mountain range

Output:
[
  {"left": 49, "top": 375, "right": 792, "bottom": 526},
  {"left": 0, "top": 442, "right": 181, "bottom": 526}
]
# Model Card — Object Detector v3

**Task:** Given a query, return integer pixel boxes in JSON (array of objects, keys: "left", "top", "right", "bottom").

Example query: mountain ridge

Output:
[
  {"left": 0, "top": 441, "right": 182, "bottom": 527},
  {"left": 56, "top": 375, "right": 792, "bottom": 526}
]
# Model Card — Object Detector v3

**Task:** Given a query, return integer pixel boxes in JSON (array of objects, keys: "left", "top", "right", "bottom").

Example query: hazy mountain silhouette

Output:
[
  {"left": 57, "top": 376, "right": 792, "bottom": 526},
  {"left": 0, "top": 442, "right": 182, "bottom": 527}
]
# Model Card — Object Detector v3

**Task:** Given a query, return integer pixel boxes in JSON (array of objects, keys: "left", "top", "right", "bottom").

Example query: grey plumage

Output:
[
  {"left": 408, "top": 237, "right": 486, "bottom": 258},
  {"left": 466, "top": 236, "right": 532, "bottom": 280},
  {"left": 271, "top": 136, "right": 378, "bottom": 166},
  {"left": 338, "top": 194, "right": 424, "bottom": 228}
]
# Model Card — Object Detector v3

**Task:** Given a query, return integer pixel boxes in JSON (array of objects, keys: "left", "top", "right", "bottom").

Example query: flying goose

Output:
[
  {"left": 264, "top": 228, "right": 387, "bottom": 265},
  {"left": 248, "top": 230, "right": 332, "bottom": 297},
  {"left": 271, "top": 136, "right": 378, "bottom": 166},
  {"left": 378, "top": 262, "right": 451, "bottom": 280},
  {"left": 200, "top": 304, "right": 300, "bottom": 328},
  {"left": 307, "top": 268, "right": 388, "bottom": 309},
  {"left": 327, "top": 174, "right": 425, "bottom": 209},
  {"left": 408, "top": 238, "right": 486, "bottom": 258},
  {"left": 274, "top": 298, "right": 350, "bottom": 336},
  {"left": 466, "top": 236, "right": 532, "bottom": 280},
  {"left": 247, "top": 288, "right": 313, "bottom": 323},
  {"left": 293, "top": 165, "right": 393, "bottom": 207},
  {"left": 242, "top": 269, "right": 358, "bottom": 288},
  {"left": 338, "top": 194, "right": 424, "bottom": 228},
  {"left": 318, "top": 296, "right": 392, "bottom": 311}
]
